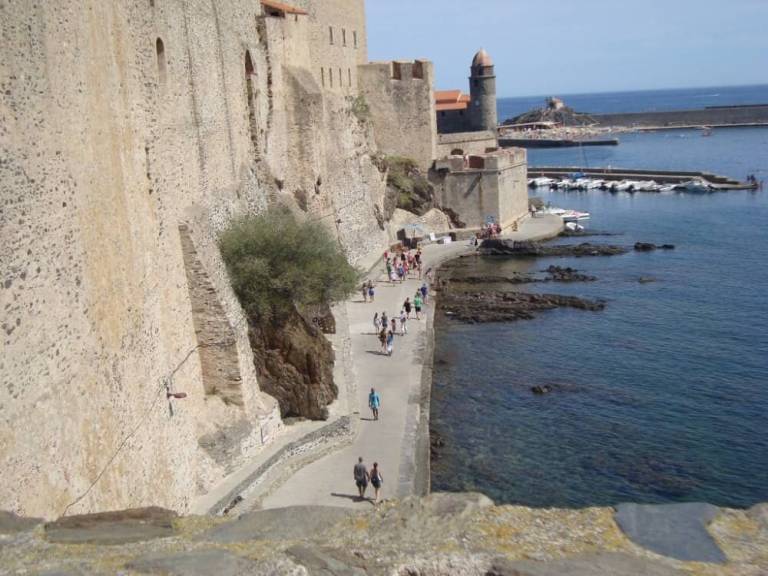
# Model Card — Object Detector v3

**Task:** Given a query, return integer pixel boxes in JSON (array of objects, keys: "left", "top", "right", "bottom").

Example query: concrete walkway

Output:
[{"left": 260, "top": 215, "right": 563, "bottom": 510}]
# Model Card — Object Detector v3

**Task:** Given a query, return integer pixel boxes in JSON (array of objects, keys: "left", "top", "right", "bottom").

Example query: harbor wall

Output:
[{"left": 592, "top": 105, "right": 768, "bottom": 128}]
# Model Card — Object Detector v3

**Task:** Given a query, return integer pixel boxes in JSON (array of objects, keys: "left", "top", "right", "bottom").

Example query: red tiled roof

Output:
[
  {"left": 261, "top": 0, "right": 308, "bottom": 16},
  {"left": 436, "top": 101, "right": 468, "bottom": 112},
  {"left": 434, "top": 90, "right": 462, "bottom": 103},
  {"left": 435, "top": 89, "right": 470, "bottom": 111}
]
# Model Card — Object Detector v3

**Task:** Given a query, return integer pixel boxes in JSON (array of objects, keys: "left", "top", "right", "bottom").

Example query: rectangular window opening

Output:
[
  {"left": 348, "top": 68, "right": 352, "bottom": 86},
  {"left": 342, "top": 28, "right": 346, "bottom": 46},
  {"left": 353, "top": 31, "right": 358, "bottom": 48},
  {"left": 321, "top": 67, "right": 325, "bottom": 87},
  {"left": 329, "top": 26, "right": 334, "bottom": 45}
]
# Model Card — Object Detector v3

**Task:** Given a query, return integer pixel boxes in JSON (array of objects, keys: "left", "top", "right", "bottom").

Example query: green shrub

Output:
[
  {"left": 349, "top": 95, "right": 370, "bottom": 123},
  {"left": 219, "top": 209, "right": 359, "bottom": 321}
]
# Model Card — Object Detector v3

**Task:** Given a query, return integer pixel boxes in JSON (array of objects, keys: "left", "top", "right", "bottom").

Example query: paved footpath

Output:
[{"left": 261, "top": 215, "right": 563, "bottom": 510}]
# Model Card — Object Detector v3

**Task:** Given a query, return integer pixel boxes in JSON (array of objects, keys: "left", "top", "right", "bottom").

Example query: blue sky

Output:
[{"left": 365, "top": 0, "right": 768, "bottom": 97}]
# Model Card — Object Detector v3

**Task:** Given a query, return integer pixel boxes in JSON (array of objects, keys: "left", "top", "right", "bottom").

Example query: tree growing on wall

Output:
[{"left": 219, "top": 208, "right": 359, "bottom": 321}]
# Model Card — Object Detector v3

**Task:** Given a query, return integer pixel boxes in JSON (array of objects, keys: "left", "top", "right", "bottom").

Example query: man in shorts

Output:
[{"left": 353, "top": 457, "right": 369, "bottom": 500}]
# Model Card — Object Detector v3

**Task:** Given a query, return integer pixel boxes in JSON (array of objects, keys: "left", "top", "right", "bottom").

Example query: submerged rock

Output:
[
  {"left": 544, "top": 265, "right": 596, "bottom": 282},
  {"left": 634, "top": 242, "right": 675, "bottom": 251},
  {"left": 480, "top": 239, "right": 628, "bottom": 257},
  {"left": 439, "top": 290, "right": 606, "bottom": 324}
]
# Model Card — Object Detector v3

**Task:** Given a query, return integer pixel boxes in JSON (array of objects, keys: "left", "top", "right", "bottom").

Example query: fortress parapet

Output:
[
  {"left": 358, "top": 59, "right": 437, "bottom": 169},
  {"left": 432, "top": 148, "right": 528, "bottom": 230}
]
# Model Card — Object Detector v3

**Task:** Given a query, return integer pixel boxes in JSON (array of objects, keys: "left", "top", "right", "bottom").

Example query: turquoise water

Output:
[{"left": 430, "top": 102, "right": 768, "bottom": 508}]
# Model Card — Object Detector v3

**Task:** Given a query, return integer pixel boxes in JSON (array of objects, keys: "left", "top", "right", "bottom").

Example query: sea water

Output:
[{"left": 430, "top": 87, "right": 768, "bottom": 508}]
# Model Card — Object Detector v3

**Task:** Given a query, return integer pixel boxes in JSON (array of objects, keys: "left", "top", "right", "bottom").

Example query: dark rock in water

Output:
[
  {"left": 44, "top": 507, "right": 178, "bottom": 545},
  {"left": 439, "top": 289, "right": 606, "bottom": 323},
  {"left": 446, "top": 273, "right": 537, "bottom": 285},
  {"left": 544, "top": 265, "right": 596, "bottom": 282},
  {"left": 638, "top": 277, "right": 657, "bottom": 284},
  {"left": 634, "top": 242, "right": 676, "bottom": 252},
  {"left": 560, "top": 229, "right": 623, "bottom": 237},
  {"left": 430, "top": 431, "right": 446, "bottom": 460},
  {"left": 531, "top": 385, "right": 552, "bottom": 395},
  {"left": 480, "top": 239, "right": 627, "bottom": 257}
]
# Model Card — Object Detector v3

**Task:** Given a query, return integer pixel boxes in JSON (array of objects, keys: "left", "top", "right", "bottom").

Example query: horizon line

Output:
[{"left": 493, "top": 82, "right": 768, "bottom": 101}]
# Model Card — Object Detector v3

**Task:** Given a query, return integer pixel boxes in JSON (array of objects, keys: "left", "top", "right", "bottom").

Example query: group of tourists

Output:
[
  {"left": 384, "top": 247, "right": 423, "bottom": 283},
  {"left": 371, "top": 284, "right": 428, "bottom": 357},
  {"left": 349, "top": 246, "right": 435, "bottom": 504}
]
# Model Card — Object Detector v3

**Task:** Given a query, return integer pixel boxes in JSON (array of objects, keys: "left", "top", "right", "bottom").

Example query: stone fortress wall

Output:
[
  {"left": 0, "top": 0, "right": 388, "bottom": 519},
  {"left": 358, "top": 60, "right": 437, "bottom": 170},
  {"left": 433, "top": 148, "right": 528, "bottom": 229}
]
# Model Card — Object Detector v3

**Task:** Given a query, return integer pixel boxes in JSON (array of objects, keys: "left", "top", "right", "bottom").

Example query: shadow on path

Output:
[{"left": 330, "top": 493, "right": 375, "bottom": 505}]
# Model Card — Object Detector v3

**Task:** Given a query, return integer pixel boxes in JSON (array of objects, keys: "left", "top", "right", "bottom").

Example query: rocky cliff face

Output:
[
  {"left": 248, "top": 308, "right": 337, "bottom": 421},
  {"left": 2, "top": 493, "right": 766, "bottom": 575}
]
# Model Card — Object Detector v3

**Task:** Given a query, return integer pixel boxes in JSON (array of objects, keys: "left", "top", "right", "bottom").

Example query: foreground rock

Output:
[
  {"left": 480, "top": 239, "right": 628, "bottom": 257},
  {"left": 43, "top": 507, "right": 177, "bottom": 545},
  {"left": 543, "top": 265, "right": 596, "bottom": 282},
  {"left": 2, "top": 493, "right": 766, "bottom": 575},
  {"left": 440, "top": 290, "right": 606, "bottom": 323}
]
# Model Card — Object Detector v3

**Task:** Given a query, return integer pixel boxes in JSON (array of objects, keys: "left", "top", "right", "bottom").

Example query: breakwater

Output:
[
  {"left": 499, "top": 138, "right": 619, "bottom": 149},
  {"left": 592, "top": 104, "right": 768, "bottom": 129},
  {"left": 528, "top": 166, "right": 757, "bottom": 189}
]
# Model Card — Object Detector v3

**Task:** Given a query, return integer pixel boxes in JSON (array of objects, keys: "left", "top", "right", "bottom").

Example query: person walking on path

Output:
[
  {"left": 361, "top": 283, "right": 368, "bottom": 303},
  {"left": 420, "top": 282, "right": 428, "bottom": 304},
  {"left": 399, "top": 309, "right": 407, "bottom": 335},
  {"left": 373, "top": 312, "right": 379, "bottom": 334},
  {"left": 414, "top": 292, "right": 423, "bottom": 320},
  {"left": 403, "top": 297, "right": 412, "bottom": 319},
  {"left": 380, "top": 311, "right": 388, "bottom": 331},
  {"left": 368, "top": 281, "right": 375, "bottom": 303},
  {"left": 378, "top": 327, "right": 387, "bottom": 353},
  {"left": 370, "top": 462, "right": 384, "bottom": 504},
  {"left": 368, "top": 388, "right": 380, "bottom": 421},
  {"left": 386, "top": 330, "right": 395, "bottom": 356},
  {"left": 390, "top": 317, "right": 397, "bottom": 335},
  {"left": 353, "top": 457, "right": 369, "bottom": 500}
]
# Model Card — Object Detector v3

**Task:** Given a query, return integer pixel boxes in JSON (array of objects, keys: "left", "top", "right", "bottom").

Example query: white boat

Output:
[
  {"left": 564, "top": 221, "right": 585, "bottom": 232},
  {"left": 614, "top": 180, "right": 635, "bottom": 191},
  {"left": 659, "top": 184, "right": 677, "bottom": 193},
  {"left": 529, "top": 177, "right": 556, "bottom": 188},
  {"left": 677, "top": 178, "right": 713, "bottom": 193},
  {"left": 586, "top": 179, "right": 604, "bottom": 189},
  {"left": 561, "top": 210, "right": 591, "bottom": 222},
  {"left": 557, "top": 179, "right": 574, "bottom": 190}
]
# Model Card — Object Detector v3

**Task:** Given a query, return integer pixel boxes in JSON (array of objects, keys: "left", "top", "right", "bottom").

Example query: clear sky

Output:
[{"left": 365, "top": 0, "right": 768, "bottom": 98}]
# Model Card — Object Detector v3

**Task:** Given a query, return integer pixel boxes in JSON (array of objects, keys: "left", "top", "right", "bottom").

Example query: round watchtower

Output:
[{"left": 469, "top": 48, "right": 497, "bottom": 132}]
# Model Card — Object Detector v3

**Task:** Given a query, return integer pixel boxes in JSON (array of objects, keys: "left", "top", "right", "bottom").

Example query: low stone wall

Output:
[{"left": 436, "top": 130, "right": 498, "bottom": 157}]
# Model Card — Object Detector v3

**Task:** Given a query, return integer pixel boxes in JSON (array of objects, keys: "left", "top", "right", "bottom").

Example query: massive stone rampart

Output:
[{"left": 0, "top": 0, "right": 388, "bottom": 519}]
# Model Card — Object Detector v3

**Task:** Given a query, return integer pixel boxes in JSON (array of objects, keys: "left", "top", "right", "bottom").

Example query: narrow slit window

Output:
[
  {"left": 338, "top": 68, "right": 342, "bottom": 87},
  {"left": 342, "top": 29, "right": 346, "bottom": 46},
  {"left": 156, "top": 38, "right": 167, "bottom": 87},
  {"left": 353, "top": 31, "right": 357, "bottom": 48},
  {"left": 329, "top": 26, "right": 333, "bottom": 45},
  {"left": 321, "top": 67, "right": 325, "bottom": 87},
  {"left": 329, "top": 67, "right": 333, "bottom": 88},
  {"left": 348, "top": 68, "right": 351, "bottom": 86}
]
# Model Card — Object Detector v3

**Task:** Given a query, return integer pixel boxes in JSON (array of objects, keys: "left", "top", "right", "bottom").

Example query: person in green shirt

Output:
[{"left": 414, "top": 292, "right": 423, "bottom": 320}]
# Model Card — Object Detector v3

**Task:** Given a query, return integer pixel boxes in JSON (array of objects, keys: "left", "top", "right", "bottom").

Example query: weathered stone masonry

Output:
[{"left": 0, "top": 0, "right": 388, "bottom": 519}]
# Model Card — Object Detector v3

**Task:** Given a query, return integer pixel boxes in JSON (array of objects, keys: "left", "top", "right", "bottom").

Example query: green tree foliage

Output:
[
  {"left": 385, "top": 156, "right": 435, "bottom": 214},
  {"left": 219, "top": 209, "right": 359, "bottom": 320}
]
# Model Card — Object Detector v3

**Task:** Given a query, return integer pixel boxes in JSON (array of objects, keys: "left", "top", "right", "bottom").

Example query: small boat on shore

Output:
[{"left": 562, "top": 210, "right": 591, "bottom": 222}]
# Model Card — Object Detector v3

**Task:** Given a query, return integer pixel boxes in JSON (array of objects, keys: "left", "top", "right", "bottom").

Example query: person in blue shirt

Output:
[
  {"left": 420, "top": 283, "right": 428, "bottom": 303},
  {"left": 368, "top": 387, "right": 380, "bottom": 421}
]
